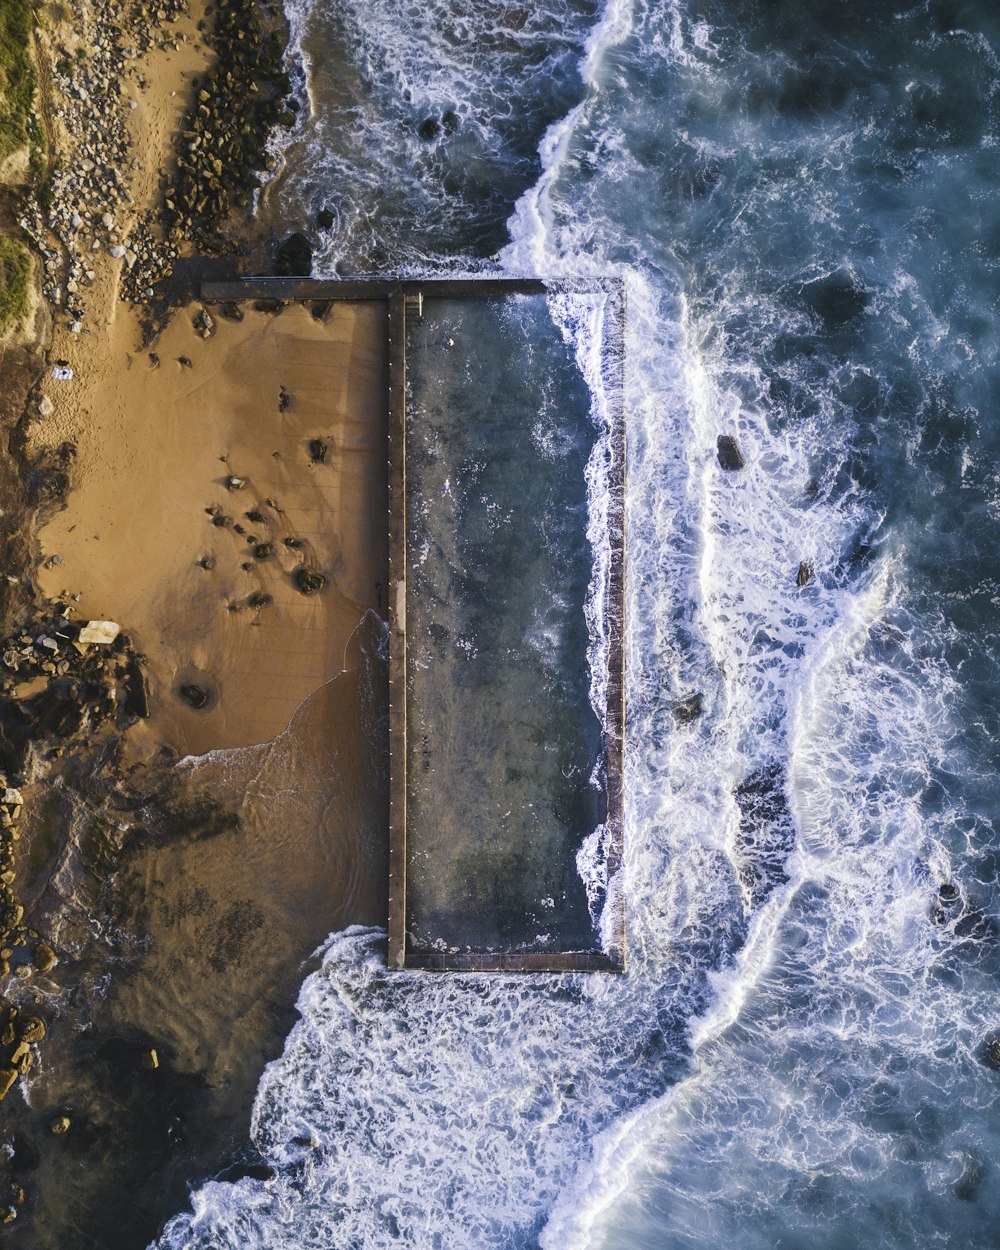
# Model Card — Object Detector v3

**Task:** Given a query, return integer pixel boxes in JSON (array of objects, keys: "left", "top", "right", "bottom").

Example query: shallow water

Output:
[
  {"left": 156, "top": 0, "right": 1000, "bottom": 1247},
  {"left": 404, "top": 295, "right": 602, "bottom": 955}
]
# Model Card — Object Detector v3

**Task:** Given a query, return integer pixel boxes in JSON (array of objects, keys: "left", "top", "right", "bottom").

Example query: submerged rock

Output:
[
  {"left": 716, "top": 435, "right": 745, "bottom": 471},
  {"left": 180, "top": 684, "right": 209, "bottom": 710},
  {"left": 796, "top": 561, "right": 813, "bottom": 587},
  {"left": 316, "top": 206, "right": 334, "bottom": 229},
  {"left": 672, "top": 693, "right": 703, "bottom": 724},
  {"left": 275, "top": 232, "right": 312, "bottom": 277},
  {"left": 0, "top": 1068, "right": 17, "bottom": 1101},
  {"left": 308, "top": 438, "right": 327, "bottom": 463},
  {"left": 50, "top": 1116, "right": 71, "bottom": 1135}
]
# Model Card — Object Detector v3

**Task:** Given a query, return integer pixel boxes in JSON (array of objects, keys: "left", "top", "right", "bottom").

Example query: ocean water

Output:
[{"left": 156, "top": 0, "right": 1000, "bottom": 1247}]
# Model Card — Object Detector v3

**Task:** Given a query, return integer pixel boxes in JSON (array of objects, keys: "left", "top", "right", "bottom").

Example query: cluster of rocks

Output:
[
  {"left": 163, "top": 0, "right": 296, "bottom": 251},
  {"left": 19, "top": 0, "right": 190, "bottom": 315},
  {"left": 0, "top": 1009, "right": 48, "bottom": 1106},
  {"left": 0, "top": 608, "right": 150, "bottom": 784},
  {"left": 23, "top": 0, "right": 294, "bottom": 320}
]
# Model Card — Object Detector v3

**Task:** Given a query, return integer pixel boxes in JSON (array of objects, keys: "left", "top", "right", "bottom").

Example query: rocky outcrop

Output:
[{"left": 164, "top": 0, "right": 297, "bottom": 252}]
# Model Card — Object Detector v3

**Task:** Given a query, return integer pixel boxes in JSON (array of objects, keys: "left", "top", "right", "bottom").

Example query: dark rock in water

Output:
[
  {"left": 180, "top": 684, "right": 210, "bottom": 710},
  {"left": 796, "top": 561, "right": 813, "bottom": 587},
  {"left": 50, "top": 1115, "right": 71, "bottom": 1136},
  {"left": 248, "top": 592, "right": 272, "bottom": 609},
  {"left": 215, "top": 1161, "right": 276, "bottom": 1184},
  {"left": 220, "top": 302, "right": 245, "bottom": 322},
  {"left": 245, "top": 510, "right": 266, "bottom": 524},
  {"left": 253, "top": 543, "right": 273, "bottom": 560},
  {"left": 442, "top": 109, "right": 460, "bottom": 133},
  {"left": 316, "top": 207, "right": 334, "bottom": 229},
  {"left": 803, "top": 267, "right": 869, "bottom": 327},
  {"left": 123, "top": 657, "right": 150, "bottom": 719},
  {"left": 733, "top": 762, "right": 796, "bottom": 907},
  {"left": 211, "top": 514, "right": 231, "bottom": 527},
  {"left": 276, "top": 232, "right": 313, "bottom": 277},
  {"left": 418, "top": 117, "right": 441, "bottom": 141},
  {"left": 308, "top": 438, "right": 327, "bottom": 463},
  {"left": 716, "top": 435, "right": 745, "bottom": 471},
  {"left": 982, "top": 1036, "right": 1000, "bottom": 1071},
  {"left": 954, "top": 1157, "right": 988, "bottom": 1202},
  {"left": 283, "top": 537, "right": 302, "bottom": 548},
  {"left": 295, "top": 570, "right": 326, "bottom": 596},
  {"left": 672, "top": 693, "right": 703, "bottom": 724}
]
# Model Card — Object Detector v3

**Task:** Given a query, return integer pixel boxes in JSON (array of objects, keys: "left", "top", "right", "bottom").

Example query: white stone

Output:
[
  {"left": 78, "top": 620, "right": 120, "bottom": 646},
  {"left": 70, "top": 212, "right": 82, "bottom": 229},
  {"left": 37, "top": 396, "right": 54, "bottom": 417},
  {"left": 109, "top": 245, "right": 126, "bottom": 258},
  {"left": 101, "top": 212, "right": 114, "bottom": 229}
]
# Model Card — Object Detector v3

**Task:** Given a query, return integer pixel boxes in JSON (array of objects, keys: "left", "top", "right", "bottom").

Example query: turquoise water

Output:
[{"left": 156, "top": 1, "right": 1000, "bottom": 1247}]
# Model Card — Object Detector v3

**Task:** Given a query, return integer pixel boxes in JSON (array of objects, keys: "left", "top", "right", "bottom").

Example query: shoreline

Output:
[{"left": 0, "top": 1, "right": 389, "bottom": 1244}]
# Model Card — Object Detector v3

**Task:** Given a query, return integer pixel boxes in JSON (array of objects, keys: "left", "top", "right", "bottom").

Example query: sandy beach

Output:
[{"left": 0, "top": 0, "right": 390, "bottom": 1243}]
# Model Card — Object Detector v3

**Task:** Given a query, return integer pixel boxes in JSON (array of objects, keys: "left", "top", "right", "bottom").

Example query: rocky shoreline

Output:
[{"left": 0, "top": 0, "right": 330, "bottom": 1241}]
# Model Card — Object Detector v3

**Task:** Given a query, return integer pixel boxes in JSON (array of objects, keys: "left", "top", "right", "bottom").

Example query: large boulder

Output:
[{"left": 276, "top": 232, "right": 313, "bottom": 277}]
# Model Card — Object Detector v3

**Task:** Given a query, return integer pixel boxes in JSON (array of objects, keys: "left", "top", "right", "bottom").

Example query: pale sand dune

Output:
[{"left": 38, "top": 300, "right": 389, "bottom": 758}]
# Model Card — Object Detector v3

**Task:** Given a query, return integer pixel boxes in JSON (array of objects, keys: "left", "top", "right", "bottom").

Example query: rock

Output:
[
  {"left": 248, "top": 592, "right": 272, "bottom": 609},
  {"left": 295, "top": 569, "right": 326, "bottom": 596},
  {"left": 101, "top": 212, "right": 114, "bottom": 229},
  {"left": 418, "top": 117, "right": 440, "bottom": 141},
  {"left": 180, "top": 684, "right": 210, "bottom": 710},
  {"left": 193, "top": 308, "right": 215, "bottom": 337},
  {"left": 18, "top": 1016, "right": 45, "bottom": 1044},
  {"left": 672, "top": 693, "right": 703, "bottom": 725},
  {"left": 220, "top": 301, "right": 244, "bottom": 321},
  {"left": 984, "top": 1036, "right": 1000, "bottom": 1071},
  {"left": 0, "top": 1068, "right": 17, "bottom": 1101},
  {"left": 796, "top": 561, "right": 812, "bottom": 587},
  {"left": 30, "top": 942, "right": 56, "bottom": 973},
  {"left": 37, "top": 395, "right": 54, "bottom": 417},
  {"left": 308, "top": 438, "right": 327, "bottom": 463},
  {"left": 252, "top": 543, "right": 273, "bottom": 560},
  {"left": 716, "top": 435, "right": 745, "bottom": 471},
  {"left": 123, "top": 657, "right": 150, "bottom": 719},
  {"left": 141, "top": 1048, "right": 159, "bottom": 1070},
  {"left": 225, "top": 475, "right": 247, "bottom": 491},
  {"left": 109, "top": 245, "right": 126, "bottom": 259},
  {"left": 50, "top": 1116, "right": 71, "bottom": 1135},
  {"left": 78, "top": 620, "right": 121, "bottom": 646},
  {"left": 316, "top": 206, "right": 334, "bottom": 229},
  {"left": 275, "top": 232, "right": 312, "bottom": 277}
]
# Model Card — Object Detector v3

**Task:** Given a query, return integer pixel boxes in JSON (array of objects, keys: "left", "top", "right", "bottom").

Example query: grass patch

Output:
[
  {"left": 0, "top": 236, "right": 31, "bottom": 330},
  {"left": 0, "top": 0, "right": 37, "bottom": 166}
]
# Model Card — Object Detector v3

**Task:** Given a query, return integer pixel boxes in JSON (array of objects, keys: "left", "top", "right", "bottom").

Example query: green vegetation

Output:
[
  {"left": 0, "top": 236, "right": 31, "bottom": 330},
  {"left": 0, "top": 0, "right": 37, "bottom": 165}
]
